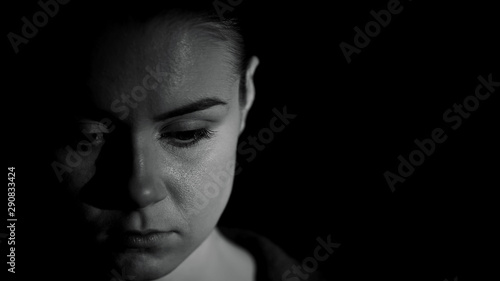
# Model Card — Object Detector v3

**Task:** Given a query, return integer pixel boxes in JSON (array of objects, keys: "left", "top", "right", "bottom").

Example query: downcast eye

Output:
[{"left": 160, "top": 128, "right": 215, "bottom": 148}]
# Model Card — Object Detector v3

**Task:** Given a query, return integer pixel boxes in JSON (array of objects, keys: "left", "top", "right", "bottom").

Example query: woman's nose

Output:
[
  {"left": 79, "top": 128, "right": 168, "bottom": 210},
  {"left": 125, "top": 140, "right": 167, "bottom": 209},
  {"left": 127, "top": 172, "right": 167, "bottom": 209}
]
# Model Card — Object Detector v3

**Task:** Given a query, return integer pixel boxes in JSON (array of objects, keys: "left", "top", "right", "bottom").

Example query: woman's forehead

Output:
[
  {"left": 86, "top": 20, "right": 238, "bottom": 119},
  {"left": 89, "top": 18, "right": 232, "bottom": 86}
]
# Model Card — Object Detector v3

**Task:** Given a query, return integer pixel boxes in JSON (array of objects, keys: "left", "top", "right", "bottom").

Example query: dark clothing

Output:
[{"left": 219, "top": 228, "right": 328, "bottom": 281}]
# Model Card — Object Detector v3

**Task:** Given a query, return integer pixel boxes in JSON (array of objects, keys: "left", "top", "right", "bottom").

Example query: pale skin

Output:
[{"left": 54, "top": 17, "right": 259, "bottom": 281}]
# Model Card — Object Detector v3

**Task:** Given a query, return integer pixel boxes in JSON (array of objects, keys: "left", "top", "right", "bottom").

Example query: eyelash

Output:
[
  {"left": 78, "top": 124, "right": 109, "bottom": 146},
  {"left": 160, "top": 128, "right": 215, "bottom": 148}
]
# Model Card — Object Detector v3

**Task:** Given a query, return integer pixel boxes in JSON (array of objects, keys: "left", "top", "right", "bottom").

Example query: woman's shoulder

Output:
[{"left": 218, "top": 227, "right": 329, "bottom": 281}]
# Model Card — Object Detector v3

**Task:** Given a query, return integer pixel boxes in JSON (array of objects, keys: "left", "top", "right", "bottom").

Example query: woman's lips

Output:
[{"left": 112, "top": 230, "right": 175, "bottom": 249}]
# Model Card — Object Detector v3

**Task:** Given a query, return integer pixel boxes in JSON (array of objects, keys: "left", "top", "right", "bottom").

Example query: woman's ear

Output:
[{"left": 239, "top": 56, "right": 259, "bottom": 134}]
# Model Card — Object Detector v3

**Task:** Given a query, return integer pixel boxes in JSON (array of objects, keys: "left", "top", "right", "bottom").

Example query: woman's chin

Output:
[{"left": 111, "top": 250, "right": 180, "bottom": 281}]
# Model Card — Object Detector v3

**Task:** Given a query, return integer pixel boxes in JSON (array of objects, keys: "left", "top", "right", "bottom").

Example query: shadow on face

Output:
[{"left": 51, "top": 11, "right": 251, "bottom": 280}]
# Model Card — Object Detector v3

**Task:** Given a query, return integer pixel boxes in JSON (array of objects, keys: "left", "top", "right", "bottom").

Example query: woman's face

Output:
[{"left": 54, "top": 20, "right": 252, "bottom": 279}]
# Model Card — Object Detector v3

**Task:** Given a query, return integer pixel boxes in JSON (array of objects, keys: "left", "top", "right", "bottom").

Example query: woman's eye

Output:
[
  {"left": 79, "top": 122, "right": 111, "bottom": 146},
  {"left": 87, "top": 132, "right": 106, "bottom": 145},
  {"left": 160, "top": 128, "right": 215, "bottom": 148}
]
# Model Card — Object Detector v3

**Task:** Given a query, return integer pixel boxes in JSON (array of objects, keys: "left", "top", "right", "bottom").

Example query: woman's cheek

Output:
[
  {"left": 173, "top": 138, "right": 237, "bottom": 232},
  {"left": 55, "top": 147, "right": 111, "bottom": 227},
  {"left": 171, "top": 163, "right": 232, "bottom": 225},
  {"left": 55, "top": 146, "right": 102, "bottom": 194}
]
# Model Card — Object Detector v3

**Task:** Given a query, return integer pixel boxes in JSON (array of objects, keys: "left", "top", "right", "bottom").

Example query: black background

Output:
[{"left": 3, "top": 0, "right": 498, "bottom": 280}]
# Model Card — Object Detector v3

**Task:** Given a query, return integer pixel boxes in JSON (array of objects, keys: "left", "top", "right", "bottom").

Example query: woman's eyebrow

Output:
[{"left": 153, "top": 97, "right": 228, "bottom": 122}]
